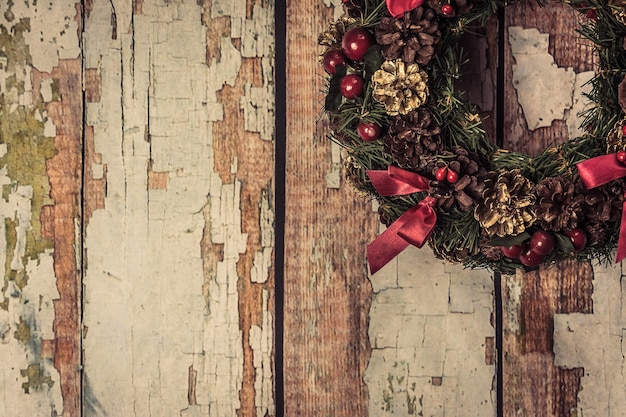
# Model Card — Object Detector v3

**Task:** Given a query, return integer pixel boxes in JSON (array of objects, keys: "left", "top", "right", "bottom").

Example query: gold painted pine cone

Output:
[
  {"left": 372, "top": 59, "right": 429, "bottom": 116},
  {"left": 474, "top": 169, "right": 536, "bottom": 237}
]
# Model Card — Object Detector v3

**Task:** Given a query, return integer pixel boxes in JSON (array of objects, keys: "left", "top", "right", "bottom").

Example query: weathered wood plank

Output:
[
  {"left": 82, "top": 0, "right": 275, "bottom": 415},
  {"left": 284, "top": 1, "right": 376, "bottom": 416},
  {"left": 0, "top": 2, "right": 82, "bottom": 416},
  {"left": 501, "top": 3, "right": 609, "bottom": 416}
]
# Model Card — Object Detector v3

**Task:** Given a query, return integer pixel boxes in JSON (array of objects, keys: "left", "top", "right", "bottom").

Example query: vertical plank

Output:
[
  {"left": 284, "top": 1, "right": 377, "bottom": 415},
  {"left": 82, "top": 0, "right": 275, "bottom": 415},
  {"left": 501, "top": 3, "right": 601, "bottom": 416},
  {"left": 0, "top": 2, "right": 82, "bottom": 416}
]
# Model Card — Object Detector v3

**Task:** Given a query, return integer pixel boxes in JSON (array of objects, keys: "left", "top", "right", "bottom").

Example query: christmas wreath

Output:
[{"left": 319, "top": 0, "right": 626, "bottom": 274}]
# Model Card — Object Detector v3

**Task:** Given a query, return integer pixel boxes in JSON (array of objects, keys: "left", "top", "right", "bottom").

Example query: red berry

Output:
[
  {"left": 441, "top": 4, "right": 454, "bottom": 16},
  {"left": 519, "top": 248, "right": 545, "bottom": 267},
  {"left": 621, "top": 125, "right": 626, "bottom": 136},
  {"left": 339, "top": 74, "right": 364, "bottom": 99},
  {"left": 529, "top": 230, "right": 555, "bottom": 256},
  {"left": 357, "top": 122, "right": 381, "bottom": 141},
  {"left": 322, "top": 49, "right": 346, "bottom": 75},
  {"left": 341, "top": 28, "right": 373, "bottom": 61},
  {"left": 500, "top": 244, "right": 525, "bottom": 259},
  {"left": 617, "top": 150, "right": 626, "bottom": 164},
  {"left": 565, "top": 229, "right": 587, "bottom": 252},
  {"left": 435, "top": 166, "right": 448, "bottom": 182},
  {"left": 447, "top": 169, "right": 459, "bottom": 184}
]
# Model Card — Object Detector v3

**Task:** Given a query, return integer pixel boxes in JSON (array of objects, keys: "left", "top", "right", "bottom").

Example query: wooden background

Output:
[{"left": 1, "top": 0, "right": 625, "bottom": 416}]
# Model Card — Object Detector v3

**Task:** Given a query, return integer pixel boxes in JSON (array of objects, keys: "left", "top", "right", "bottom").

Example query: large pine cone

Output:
[
  {"left": 533, "top": 176, "right": 584, "bottom": 231},
  {"left": 430, "top": 147, "right": 488, "bottom": 212},
  {"left": 383, "top": 108, "right": 443, "bottom": 172},
  {"left": 474, "top": 169, "right": 536, "bottom": 237},
  {"left": 372, "top": 59, "right": 429, "bottom": 116},
  {"left": 375, "top": 7, "right": 441, "bottom": 65}
]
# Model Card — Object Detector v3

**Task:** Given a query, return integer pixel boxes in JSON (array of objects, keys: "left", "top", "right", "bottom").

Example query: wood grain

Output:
[
  {"left": 284, "top": 1, "right": 378, "bottom": 416},
  {"left": 502, "top": 3, "right": 595, "bottom": 416}
]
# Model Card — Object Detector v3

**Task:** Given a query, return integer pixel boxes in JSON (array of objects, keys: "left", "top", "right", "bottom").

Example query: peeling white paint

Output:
[
  {"left": 509, "top": 26, "right": 576, "bottom": 130},
  {"left": 83, "top": 0, "right": 274, "bottom": 416},
  {"left": 365, "top": 245, "right": 495, "bottom": 416},
  {"left": 0, "top": 1, "right": 80, "bottom": 73},
  {"left": 553, "top": 262, "right": 626, "bottom": 417}
]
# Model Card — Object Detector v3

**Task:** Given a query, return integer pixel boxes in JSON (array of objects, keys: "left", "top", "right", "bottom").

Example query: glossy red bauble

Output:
[
  {"left": 357, "top": 122, "right": 382, "bottom": 142},
  {"left": 519, "top": 248, "right": 545, "bottom": 267},
  {"left": 339, "top": 74, "right": 364, "bottom": 99},
  {"left": 441, "top": 4, "right": 454, "bottom": 16},
  {"left": 529, "top": 230, "right": 555, "bottom": 256},
  {"left": 341, "top": 28, "right": 373, "bottom": 61},
  {"left": 500, "top": 244, "right": 525, "bottom": 259},
  {"left": 565, "top": 228, "right": 588, "bottom": 252},
  {"left": 435, "top": 166, "right": 448, "bottom": 182},
  {"left": 322, "top": 49, "right": 346, "bottom": 74},
  {"left": 446, "top": 169, "right": 459, "bottom": 184},
  {"left": 617, "top": 150, "right": 626, "bottom": 164}
]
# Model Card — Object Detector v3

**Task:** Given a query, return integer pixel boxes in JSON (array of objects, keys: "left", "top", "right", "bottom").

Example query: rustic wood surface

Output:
[
  {"left": 3, "top": 1, "right": 626, "bottom": 416},
  {"left": 284, "top": 1, "right": 378, "bottom": 415}
]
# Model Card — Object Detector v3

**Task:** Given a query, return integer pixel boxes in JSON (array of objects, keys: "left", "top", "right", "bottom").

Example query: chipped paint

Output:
[
  {"left": 509, "top": 26, "right": 591, "bottom": 132},
  {"left": 553, "top": 262, "right": 626, "bottom": 416},
  {"left": 0, "top": 2, "right": 77, "bottom": 414},
  {"left": 365, "top": 245, "right": 495, "bottom": 416},
  {"left": 83, "top": 0, "right": 274, "bottom": 416}
]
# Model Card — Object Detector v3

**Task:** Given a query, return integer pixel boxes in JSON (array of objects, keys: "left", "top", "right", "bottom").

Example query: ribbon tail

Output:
[
  {"left": 617, "top": 201, "right": 626, "bottom": 263},
  {"left": 367, "top": 199, "right": 437, "bottom": 274},
  {"left": 367, "top": 216, "right": 411, "bottom": 275}
]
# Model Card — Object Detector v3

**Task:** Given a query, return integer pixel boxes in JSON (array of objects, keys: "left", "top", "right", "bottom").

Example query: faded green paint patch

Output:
[
  {"left": 0, "top": 16, "right": 57, "bottom": 395},
  {"left": 20, "top": 363, "right": 54, "bottom": 394},
  {"left": 13, "top": 316, "right": 30, "bottom": 344}
]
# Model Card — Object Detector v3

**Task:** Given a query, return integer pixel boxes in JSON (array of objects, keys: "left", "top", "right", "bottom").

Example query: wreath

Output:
[{"left": 319, "top": 0, "right": 626, "bottom": 274}]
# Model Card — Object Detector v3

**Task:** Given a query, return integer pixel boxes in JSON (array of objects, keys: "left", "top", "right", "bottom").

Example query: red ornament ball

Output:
[
  {"left": 435, "top": 166, "right": 448, "bottom": 182},
  {"left": 357, "top": 122, "right": 382, "bottom": 141},
  {"left": 340, "top": 74, "right": 364, "bottom": 99},
  {"left": 519, "top": 247, "right": 545, "bottom": 267},
  {"left": 323, "top": 49, "right": 346, "bottom": 75},
  {"left": 446, "top": 169, "right": 459, "bottom": 184},
  {"left": 529, "top": 230, "right": 555, "bottom": 256},
  {"left": 565, "top": 229, "right": 587, "bottom": 252},
  {"left": 617, "top": 150, "right": 626, "bottom": 164},
  {"left": 341, "top": 28, "right": 373, "bottom": 61},
  {"left": 500, "top": 243, "right": 525, "bottom": 259},
  {"left": 441, "top": 4, "right": 454, "bottom": 16}
]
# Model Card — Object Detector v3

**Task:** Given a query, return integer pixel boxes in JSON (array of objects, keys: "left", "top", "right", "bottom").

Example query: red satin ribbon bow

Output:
[
  {"left": 385, "top": 0, "right": 426, "bottom": 17},
  {"left": 576, "top": 153, "right": 626, "bottom": 262},
  {"left": 367, "top": 166, "right": 437, "bottom": 274}
]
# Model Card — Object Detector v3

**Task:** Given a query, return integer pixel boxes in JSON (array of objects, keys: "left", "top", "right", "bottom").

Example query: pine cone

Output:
[
  {"left": 342, "top": 155, "right": 370, "bottom": 195},
  {"left": 383, "top": 108, "right": 443, "bottom": 172},
  {"left": 430, "top": 147, "right": 489, "bottom": 212},
  {"left": 533, "top": 176, "right": 584, "bottom": 231},
  {"left": 479, "top": 233, "right": 503, "bottom": 261},
  {"left": 428, "top": 0, "right": 473, "bottom": 16},
  {"left": 474, "top": 169, "right": 536, "bottom": 237},
  {"left": 375, "top": 7, "right": 441, "bottom": 66},
  {"left": 582, "top": 221, "right": 610, "bottom": 247},
  {"left": 372, "top": 59, "right": 429, "bottom": 116},
  {"left": 577, "top": 179, "right": 624, "bottom": 223},
  {"left": 428, "top": 227, "right": 472, "bottom": 262},
  {"left": 318, "top": 17, "right": 357, "bottom": 51}
]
